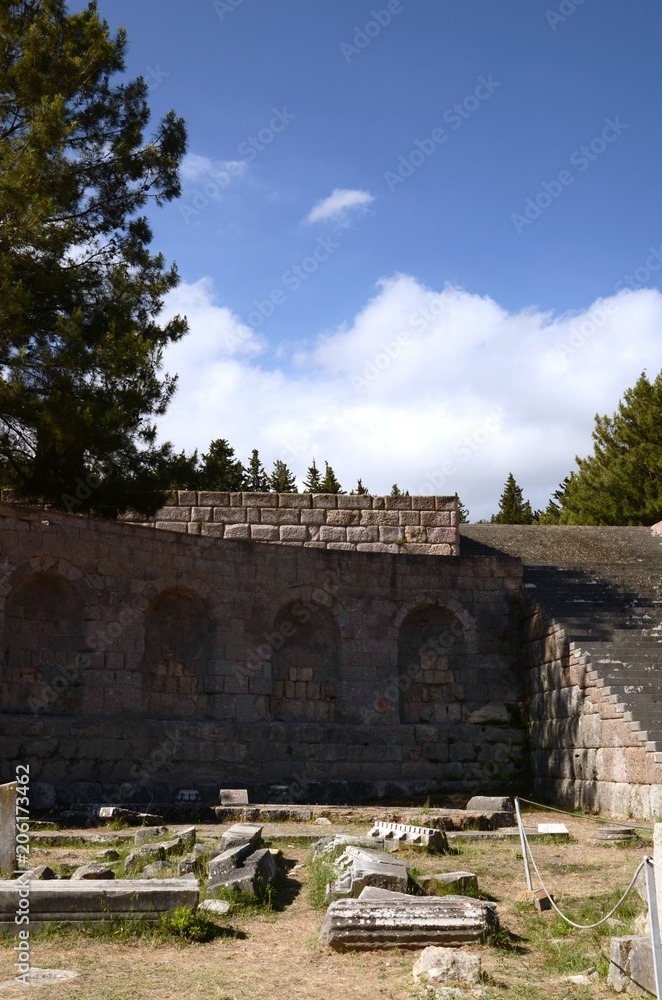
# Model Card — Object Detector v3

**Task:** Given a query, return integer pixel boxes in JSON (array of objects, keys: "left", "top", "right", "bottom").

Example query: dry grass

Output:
[{"left": 0, "top": 811, "right": 650, "bottom": 999}]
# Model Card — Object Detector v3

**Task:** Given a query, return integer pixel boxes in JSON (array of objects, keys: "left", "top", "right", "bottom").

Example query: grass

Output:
[{"left": 306, "top": 846, "right": 345, "bottom": 909}]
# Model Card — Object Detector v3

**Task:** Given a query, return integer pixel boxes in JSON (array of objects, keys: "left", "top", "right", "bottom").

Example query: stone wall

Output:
[
  {"left": 0, "top": 502, "right": 524, "bottom": 808},
  {"left": 124, "top": 492, "right": 460, "bottom": 556},
  {"left": 524, "top": 606, "right": 662, "bottom": 819}
]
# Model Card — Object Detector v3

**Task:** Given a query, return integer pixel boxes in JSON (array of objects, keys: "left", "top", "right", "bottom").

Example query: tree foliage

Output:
[
  {"left": 320, "top": 461, "right": 342, "bottom": 494},
  {"left": 0, "top": 0, "right": 188, "bottom": 517},
  {"left": 245, "top": 448, "right": 269, "bottom": 492},
  {"left": 303, "top": 459, "right": 322, "bottom": 492},
  {"left": 491, "top": 473, "right": 534, "bottom": 524},
  {"left": 269, "top": 459, "right": 297, "bottom": 493},
  {"left": 197, "top": 439, "right": 245, "bottom": 491},
  {"left": 559, "top": 372, "right": 662, "bottom": 525}
]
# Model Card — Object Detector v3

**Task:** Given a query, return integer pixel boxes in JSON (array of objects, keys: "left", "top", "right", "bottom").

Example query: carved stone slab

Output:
[
  {"left": 367, "top": 821, "right": 448, "bottom": 853},
  {"left": 320, "top": 895, "right": 499, "bottom": 951},
  {"left": 0, "top": 879, "right": 199, "bottom": 925},
  {"left": 326, "top": 846, "right": 409, "bottom": 900}
]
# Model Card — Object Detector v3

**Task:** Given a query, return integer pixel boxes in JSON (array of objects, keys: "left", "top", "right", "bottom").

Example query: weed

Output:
[
  {"left": 306, "top": 846, "right": 344, "bottom": 910},
  {"left": 159, "top": 906, "right": 225, "bottom": 942}
]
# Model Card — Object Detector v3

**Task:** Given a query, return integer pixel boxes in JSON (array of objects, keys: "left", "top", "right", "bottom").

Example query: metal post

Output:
[
  {"left": 514, "top": 797, "right": 533, "bottom": 892},
  {"left": 645, "top": 856, "right": 662, "bottom": 1000}
]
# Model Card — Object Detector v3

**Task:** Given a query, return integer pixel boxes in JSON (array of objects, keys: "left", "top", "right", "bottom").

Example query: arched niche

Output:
[
  {"left": 141, "top": 588, "right": 211, "bottom": 719},
  {"left": 398, "top": 604, "right": 466, "bottom": 724},
  {"left": 270, "top": 602, "right": 339, "bottom": 722},
  {"left": 2, "top": 572, "right": 85, "bottom": 714}
]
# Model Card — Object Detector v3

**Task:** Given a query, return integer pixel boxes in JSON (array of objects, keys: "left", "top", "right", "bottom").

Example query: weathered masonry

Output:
[{"left": 0, "top": 499, "right": 525, "bottom": 808}]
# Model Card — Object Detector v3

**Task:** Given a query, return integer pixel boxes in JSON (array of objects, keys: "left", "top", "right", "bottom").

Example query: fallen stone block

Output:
[
  {"left": 219, "top": 823, "right": 262, "bottom": 853},
  {"left": 178, "top": 844, "right": 210, "bottom": 877},
  {"left": 515, "top": 888, "right": 553, "bottom": 911},
  {"left": 0, "top": 879, "right": 199, "bottom": 925},
  {"left": 465, "top": 796, "right": 514, "bottom": 813},
  {"left": 96, "top": 849, "right": 120, "bottom": 862},
  {"left": 537, "top": 823, "right": 569, "bottom": 841},
  {"left": 608, "top": 935, "right": 655, "bottom": 995},
  {"left": 208, "top": 842, "right": 257, "bottom": 882},
  {"left": 367, "top": 821, "right": 448, "bottom": 853},
  {"left": 313, "top": 834, "right": 387, "bottom": 856},
  {"left": 124, "top": 844, "right": 166, "bottom": 872},
  {"left": 420, "top": 872, "right": 478, "bottom": 896},
  {"left": 220, "top": 789, "right": 249, "bottom": 805},
  {"left": 143, "top": 861, "right": 176, "bottom": 878},
  {"left": 595, "top": 826, "right": 636, "bottom": 843},
  {"left": 20, "top": 866, "right": 58, "bottom": 880},
  {"left": 135, "top": 826, "right": 169, "bottom": 845},
  {"left": 0, "top": 968, "right": 79, "bottom": 989},
  {"left": 70, "top": 864, "right": 115, "bottom": 880},
  {"left": 327, "top": 846, "right": 409, "bottom": 901},
  {"left": 358, "top": 886, "right": 411, "bottom": 901},
  {"left": 208, "top": 847, "right": 277, "bottom": 899},
  {"left": 199, "top": 898, "right": 231, "bottom": 916},
  {"left": 0, "top": 782, "right": 16, "bottom": 878},
  {"left": 321, "top": 895, "right": 498, "bottom": 951},
  {"left": 413, "top": 945, "right": 481, "bottom": 985},
  {"left": 98, "top": 807, "right": 164, "bottom": 826}
]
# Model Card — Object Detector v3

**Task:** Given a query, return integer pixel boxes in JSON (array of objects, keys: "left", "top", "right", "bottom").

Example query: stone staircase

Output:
[{"left": 460, "top": 525, "right": 662, "bottom": 805}]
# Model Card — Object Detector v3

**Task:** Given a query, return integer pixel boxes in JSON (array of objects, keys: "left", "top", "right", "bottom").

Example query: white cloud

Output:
[
  {"left": 180, "top": 152, "right": 247, "bottom": 186},
  {"left": 157, "top": 275, "right": 662, "bottom": 520},
  {"left": 305, "top": 187, "right": 375, "bottom": 226}
]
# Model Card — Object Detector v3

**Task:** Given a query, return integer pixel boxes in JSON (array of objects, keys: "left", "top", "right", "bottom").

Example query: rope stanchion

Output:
[{"left": 514, "top": 796, "right": 646, "bottom": 930}]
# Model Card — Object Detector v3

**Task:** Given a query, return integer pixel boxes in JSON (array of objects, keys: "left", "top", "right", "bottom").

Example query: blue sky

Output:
[{"left": 83, "top": 0, "right": 662, "bottom": 518}]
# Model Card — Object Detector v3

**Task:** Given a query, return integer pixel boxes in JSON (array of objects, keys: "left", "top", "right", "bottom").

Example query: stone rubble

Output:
[
  {"left": 412, "top": 945, "right": 481, "bottom": 985},
  {"left": 420, "top": 872, "right": 478, "bottom": 896},
  {"left": 326, "top": 846, "right": 409, "bottom": 901}
]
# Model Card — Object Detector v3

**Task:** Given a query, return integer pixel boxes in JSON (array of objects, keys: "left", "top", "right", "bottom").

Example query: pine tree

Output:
[
  {"left": 0, "top": 0, "right": 188, "bottom": 518},
  {"left": 269, "top": 459, "right": 298, "bottom": 493},
  {"left": 320, "top": 462, "right": 342, "bottom": 494},
  {"left": 354, "top": 479, "right": 369, "bottom": 495},
  {"left": 197, "top": 439, "right": 245, "bottom": 491},
  {"left": 559, "top": 372, "right": 662, "bottom": 525},
  {"left": 537, "top": 477, "right": 570, "bottom": 525},
  {"left": 245, "top": 449, "right": 269, "bottom": 492},
  {"left": 303, "top": 458, "right": 322, "bottom": 492},
  {"left": 491, "top": 473, "right": 535, "bottom": 524},
  {"left": 457, "top": 498, "right": 470, "bottom": 523},
  {"left": 391, "top": 484, "right": 402, "bottom": 496}
]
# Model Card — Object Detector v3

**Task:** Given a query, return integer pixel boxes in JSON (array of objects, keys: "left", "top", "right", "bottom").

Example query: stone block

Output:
[
  {"left": 427, "top": 528, "right": 457, "bottom": 544},
  {"left": 219, "top": 823, "right": 262, "bottom": 853},
  {"left": 410, "top": 496, "right": 436, "bottom": 510},
  {"left": 0, "top": 782, "right": 16, "bottom": 878},
  {"left": 191, "top": 507, "right": 212, "bottom": 522},
  {"left": 420, "top": 872, "right": 478, "bottom": 896},
  {"left": 260, "top": 508, "right": 300, "bottom": 524},
  {"left": 367, "top": 822, "right": 448, "bottom": 853},
  {"left": 327, "top": 510, "right": 361, "bottom": 526},
  {"left": 412, "top": 945, "right": 481, "bottom": 985},
  {"left": 220, "top": 789, "right": 249, "bottom": 805},
  {"left": 326, "top": 846, "right": 409, "bottom": 900},
  {"left": 326, "top": 542, "right": 357, "bottom": 551},
  {"left": 154, "top": 506, "right": 190, "bottom": 522},
  {"left": 197, "top": 492, "right": 229, "bottom": 506},
  {"left": 312, "top": 495, "right": 338, "bottom": 508},
  {"left": 250, "top": 525, "right": 279, "bottom": 542},
  {"left": 385, "top": 496, "right": 412, "bottom": 510},
  {"left": 319, "top": 526, "right": 347, "bottom": 542},
  {"left": 241, "top": 493, "right": 275, "bottom": 507},
  {"left": 0, "top": 879, "right": 199, "bottom": 925},
  {"left": 338, "top": 496, "right": 373, "bottom": 509},
  {"left": 347, "top": 526, "right": 379, "bottom": 543},
  {"left": 177, "top": 491, "right": 198, "bottom": 505},
  {"left": 155, "top": 521, "right": 187, "bottom": 533},
  {"left": 379, "top": 526, "right": 404, "bottom": 543},
  {"left": 320, "top": 896, "right": 498, "bottom": 951},
  {"left": 608, "top": 936, "right": 655, "bottom": 996},
  {"left": 134, "top": 826, "right": 169, "bottom": 845},
  {"left": 398, "top": 512, "right": 421, "bottom": 526},
  {"left": 279, "top": 525, "right": 309, "bottom": 541},
  {"left": 71, "top": 864, "right": 115, "bottom": 879},
  {"left": 404, "top": 526, "right": 426, "bottom": 543},
  {"left": 300, "top": 509, "right": 326, "bottom": 525},
  {"left": 465, "top": 796, "right": 514, "bottom": 813},
  {"left": 213, "top": 507, "right": 247, "bottom": 523},
  {"left": 223, "top": 524, "right": 250, "bottom": 540},
  {"left": 360, "top": 510, "right": 399, "bottom": 526},
  {"left": 209, "top": 847, "right": 277, "bottom": 899},
  {"left": 421, "top": 511, "right": 452, "bottom": 527},
  {"left": 279, "top": 493, "right": 311, "bottom": 508}
]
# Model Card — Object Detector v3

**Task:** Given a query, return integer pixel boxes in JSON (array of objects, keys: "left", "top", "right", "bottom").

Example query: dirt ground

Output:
[{"left": 0, "top": 809, "right": 652, "bottom": 999}]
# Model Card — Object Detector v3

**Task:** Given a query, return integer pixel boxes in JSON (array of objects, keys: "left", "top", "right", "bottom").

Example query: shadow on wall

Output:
[
  {"left": 1, "top": 572, "right": 84, "bottom": 715},
  {"left": 270, "top": 602, "right": 339, "bottom": 722},
  {"left": 398, "top": 605, "right": 466, "bottom": 724}
]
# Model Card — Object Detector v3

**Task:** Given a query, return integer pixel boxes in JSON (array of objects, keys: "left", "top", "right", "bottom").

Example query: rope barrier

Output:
[{"left": 516, "top": 794, "right": 654, "bottom": 832}]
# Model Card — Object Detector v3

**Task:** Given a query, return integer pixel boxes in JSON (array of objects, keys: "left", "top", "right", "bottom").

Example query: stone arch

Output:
[
  {"left": 2, "top": 571, "right": 85, "bottom": 714},
  {"left": 395, "top": 597, "right": 473, "bottom": 724},
  {"left": 270, "top": 600, "right": 340, "bottom": 722},
  {"left": 140, "top": 588, "right": 212, "bottom": 719}
]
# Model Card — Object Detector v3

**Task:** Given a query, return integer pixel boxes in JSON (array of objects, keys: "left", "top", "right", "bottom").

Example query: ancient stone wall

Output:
[
  {"left": 0, "top": 503, "right": 524, "bottom": 808},
  {"left": 123, "top": 492, "right": 460, "bottom": 556}
]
